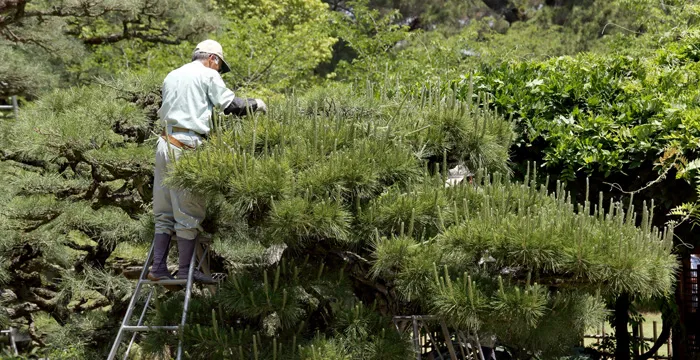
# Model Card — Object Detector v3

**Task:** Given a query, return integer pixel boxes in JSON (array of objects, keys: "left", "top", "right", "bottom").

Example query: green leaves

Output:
[
  {"left": 216, "top": 0, "right": 337, "bottom": 90},
  {"left": 331, "top": 0, "right": 410, "bottom": 80},
  {"left": 469, "top": 50, "right": 700, "bottom": 178}
]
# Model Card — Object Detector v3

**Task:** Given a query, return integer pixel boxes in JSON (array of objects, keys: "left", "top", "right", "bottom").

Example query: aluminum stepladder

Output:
[
  {"left": 1, "top": 327, "right": 19, "bottom": 356},
  {"left": 107, "top": 236, "right": 218, "bottom": 360},
  {"left": 0, "top": 96, "right": 19, "bottom": 120}
]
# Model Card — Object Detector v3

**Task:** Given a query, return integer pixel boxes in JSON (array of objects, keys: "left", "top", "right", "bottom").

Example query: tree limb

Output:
[
  {"left": 634, "top": 310, "right": 674, "bottom": 360},
  {"left": 6, "top": 302, "right": 39, "bottom": 320},
  {"left": 79, "top": 31, "right": 182, "bottom": 45},
  {"left": 0, "top": 0, "right": 27, "bottom": 28},
  {"left": 1, "top": 150, "right": 49, "bottom": 171},
  {"left": 2, "top": 1, "right": 203, "bottom": 47},
  {"left": 65, "top": 241, "right": 95, "bottom": 253}
]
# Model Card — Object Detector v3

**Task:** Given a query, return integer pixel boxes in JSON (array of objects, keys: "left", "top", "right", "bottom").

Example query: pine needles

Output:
[{"left": 0, "top": 78, "right": 678, "bottom": 358}]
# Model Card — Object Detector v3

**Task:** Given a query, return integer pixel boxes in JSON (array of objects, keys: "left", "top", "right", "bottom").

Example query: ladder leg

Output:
[
  {"left": 196, "top": 244, "right": 208, "bottom": 272},
  {"left": 9, "top": 327, "right": 18, "bottom": 355},
  {"left": 122, "top": 288, "right": 155, "bottom": 360},
  {"left": 11, "top": 96, "right": 18, "bottom": 120},
  {"left": 176, "top": 237, "right": 199, "bottom": 360},
  {"left": 107, "top": 241, "right": 156, "bottom": 360},
  {"left": 196, "top": 241, "right": 217, "bottom": 294}
]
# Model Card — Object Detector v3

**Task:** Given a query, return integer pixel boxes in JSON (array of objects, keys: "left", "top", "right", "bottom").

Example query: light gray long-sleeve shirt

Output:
[{"left": 157, "top": 61, "right": 236, "bottom": 135}]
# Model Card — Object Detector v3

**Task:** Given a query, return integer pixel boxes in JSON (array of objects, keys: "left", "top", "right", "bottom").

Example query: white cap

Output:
[{"left": 194, "top": 39, "right": 231, "bottom": 74}]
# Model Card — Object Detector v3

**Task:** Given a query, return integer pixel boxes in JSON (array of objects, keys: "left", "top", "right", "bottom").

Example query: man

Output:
[{"left": 148, "top": 39, "right": 266, "bottom": 284}]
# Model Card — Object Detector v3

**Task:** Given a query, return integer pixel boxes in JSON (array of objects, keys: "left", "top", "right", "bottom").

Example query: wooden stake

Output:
[
  {"left": 439, "top": 320, "right": 458, "bottom": 360},
  {"left": 633, "top": 324, "right": 640, "bottom": 356},
  {"left": 413, "top": 316, "right": 421, "bottom": 360},
  {"left": 653, "top": 321, "right": 658, "bottom": 360}
]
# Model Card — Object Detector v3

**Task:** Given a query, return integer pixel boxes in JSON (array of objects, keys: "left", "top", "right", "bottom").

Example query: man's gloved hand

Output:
[
  {"left": 224, "top": 97, "right": 267, "bottom": 116},
  {"left": 254, "top": 99, "right": 267, "bottom": 114}
]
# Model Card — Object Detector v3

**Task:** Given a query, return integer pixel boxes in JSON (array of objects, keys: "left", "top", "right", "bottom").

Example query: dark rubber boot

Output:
[
  {"left": 177, "top": 236, "right": 216, "bottom": 284},
  {"left": 147, "top": 233, "right": 173, "bottom": 280}
]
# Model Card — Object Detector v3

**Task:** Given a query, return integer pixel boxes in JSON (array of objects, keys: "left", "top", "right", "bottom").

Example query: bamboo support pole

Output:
[
  {"left": 439, "top": 320, "right": 458, "bottom": 360},
  {"left": 640, "top": 323, "right": 645, "bottom": 356},
  {"left": 420, "top": 323, "right": 444, "bottom": 360},
  {"left": 653, "top": 321, "right": 658, "bottom": 360},
  {"left": 633, "top": 324, "right": 640, "bottom": 356},
  {"left": 413, "top": 316, "right": 421, "bottom": 360}
]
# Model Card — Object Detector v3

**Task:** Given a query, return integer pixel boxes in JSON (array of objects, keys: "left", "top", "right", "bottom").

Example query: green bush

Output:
[{"left": 463, "top": 47, "right": 700, "bottom": 179}]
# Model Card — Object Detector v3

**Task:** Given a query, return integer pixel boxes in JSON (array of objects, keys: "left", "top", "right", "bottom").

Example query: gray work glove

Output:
[
  {"left": 254, "top": 99, "right": 267, "bottom": 114},
  {"left": 224, "top": 98, "right": 266, "bottom": 116}
]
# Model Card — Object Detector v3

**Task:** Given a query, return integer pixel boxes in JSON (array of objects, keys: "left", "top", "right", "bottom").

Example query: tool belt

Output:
[{"left": 161, "top": 129, "right": 196, "bottom": 150}]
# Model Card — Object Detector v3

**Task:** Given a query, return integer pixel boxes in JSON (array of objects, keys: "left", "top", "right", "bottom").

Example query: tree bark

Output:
[
  {"left": 480, "top": 0, "right": 524, "bottom": 23},
  {"left": 615, "top": 292, "right": 632, "bottom": 360}
]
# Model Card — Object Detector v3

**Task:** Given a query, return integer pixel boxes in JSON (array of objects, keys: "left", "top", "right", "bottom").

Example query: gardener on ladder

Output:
[{"left": 149, "top": 39, "right": 267, "bottom": 284}]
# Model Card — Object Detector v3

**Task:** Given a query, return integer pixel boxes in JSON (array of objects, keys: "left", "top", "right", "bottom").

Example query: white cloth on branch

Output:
[{"left": 444, "top": 164, "right": 474, "bottom": 187}]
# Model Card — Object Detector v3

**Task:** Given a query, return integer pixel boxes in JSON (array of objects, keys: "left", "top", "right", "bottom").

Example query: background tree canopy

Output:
[{"left": 0, "top": 0, "right": 698, "bottom": 359}]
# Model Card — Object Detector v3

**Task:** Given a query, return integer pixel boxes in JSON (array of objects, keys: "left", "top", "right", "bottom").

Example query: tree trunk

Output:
[
  {"left": 480, "top": 0, "right": 524, "bottom": 23},
  {"left": 673, "top": 281, "right": 687, "bottom": 360},
  {"left": 615, "top": 292, "right": 632, "bottom": 360}
]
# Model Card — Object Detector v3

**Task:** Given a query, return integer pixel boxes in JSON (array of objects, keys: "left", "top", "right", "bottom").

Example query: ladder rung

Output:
[
  {"left": 123, "top": 325, "right": 179, "bottom": 332},
  {"left": 140, "top": 279, "right": 187, "bottom": 286}
]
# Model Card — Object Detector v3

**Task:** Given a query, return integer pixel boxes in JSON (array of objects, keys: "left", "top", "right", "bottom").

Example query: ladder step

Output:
[
  {"left": 123, "top": 325, "right": 180, "bottom": 332},
  {"left": 141, "top": 279, "right": 187, "bottom": 286}
]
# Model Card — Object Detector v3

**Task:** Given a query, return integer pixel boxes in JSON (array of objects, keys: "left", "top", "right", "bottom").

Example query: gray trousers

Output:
[{"left": 153, "top": 132, "right": 205, "bottom": 240}]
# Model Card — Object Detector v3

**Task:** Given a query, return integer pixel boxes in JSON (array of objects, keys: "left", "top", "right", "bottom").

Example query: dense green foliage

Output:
[
  {"left": 469, "top": 53, "right": 691, "bottom": 178},
  {"left": 141, "top": 88, "right": 671, "bottom": 359},
  {"left": 0, "top": 0, "right": 222, "bottom": 96},
  {"left": 0, "top": 75, "right": 162, "bottom": 358},
  {"left": 464, "top": 21, "right": 700, "bottom": 179},
  {"left": 1, "top": 0, "right": 696, "bottom": 358}
]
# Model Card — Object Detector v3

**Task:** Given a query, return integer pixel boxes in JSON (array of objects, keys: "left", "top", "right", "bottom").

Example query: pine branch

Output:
[
  {"left": 71, "top": 296, "right": 110, "bottom": 313},
  {"left": 5, "top": 302, "right": 39, "bottom": 320},
  {"left": 77, "top": 30, "right": 183, "bottom": 45},
  {"left": 22, "top": 4, "right": 130, "bottom": 19},
  {"left": 0, "top": 25, "right": 55, "bottom": 53},
  {"left": 18, "top": 211, "right": 62, "bottom": 232},
  {"left": 333, "top": 250, "right": 396, "bottom": 314},
  {"left": 65, "top": 241, "right": 94, "bottom": 253},
  {"left": 0, "top": 0, "right": 27, "bottom": 28},
  {"left": 3, "top": 0, "right": 213, "bottom": 48},
  {"left": 91, "top": 184, "right": 144, "bottom": 215},
  {"left": 0, "top": 149, "right": 49, "bottom": 171}
]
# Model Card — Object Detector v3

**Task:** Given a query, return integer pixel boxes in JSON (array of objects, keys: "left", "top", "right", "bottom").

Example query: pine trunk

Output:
[{"left": 615, "top": 292, "right": 631, "bottom": 360}]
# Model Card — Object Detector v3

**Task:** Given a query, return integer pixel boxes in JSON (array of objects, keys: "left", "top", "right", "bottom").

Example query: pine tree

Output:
[
  {"left": 0, "top": 74, "right": 164, "bottom": 357},
  {"left": 0, "top": 0, "right": 221, "bottom": 98},
  {"left": 137, "top": 82, "right": 675, "bottom": 358},
  {"left": 0, "top": 68, "right": 678, "bottom": 358}
]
